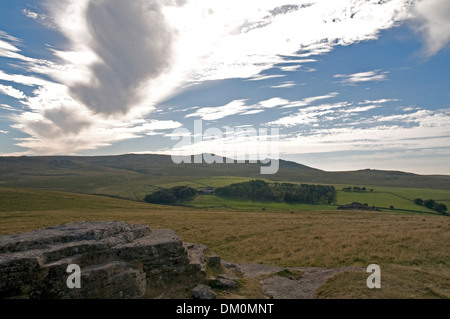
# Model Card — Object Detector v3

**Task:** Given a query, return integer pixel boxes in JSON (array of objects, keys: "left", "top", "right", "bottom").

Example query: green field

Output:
[
  {"left": 185, "top": 194, "right": 334, "bottom": 211},
  {"left": 149, "top": 176, "right": 253, "bottom": 191},
  {"left": 141, "top": 176, "right": 450, "bottom": 215},
  {"left": 335, "top": 185, "right": 450, "bottom": 214}
]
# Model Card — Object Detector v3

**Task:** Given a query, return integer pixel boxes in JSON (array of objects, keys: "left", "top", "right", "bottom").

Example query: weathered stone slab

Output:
[{"left": 0, "top": 221, "right": 206, "bottom": 299}]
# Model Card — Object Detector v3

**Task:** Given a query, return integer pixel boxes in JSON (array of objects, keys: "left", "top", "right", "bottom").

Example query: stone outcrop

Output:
[
  {"left": 0, "top": 220, "right": 362, "bottom": 299},
  {"left": 0, "top": 221, "right": 205, "bottom": 299},
  {"left": 192, "top": 284, "right": 217, "bottom": 299},
  {"left": 209, "top": 274, "right": 239, "bottom": 289}
]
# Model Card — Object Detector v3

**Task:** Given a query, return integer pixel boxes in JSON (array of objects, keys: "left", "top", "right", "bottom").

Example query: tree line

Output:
[
  {"left": 413, "top": 198, "right": 447, "bottom": 214},
  {"left": 144, "top": 186, "right": 197, "bottom": 204},
  {"left": 215, "top": 180, "right": 335, "bottom": 204}
]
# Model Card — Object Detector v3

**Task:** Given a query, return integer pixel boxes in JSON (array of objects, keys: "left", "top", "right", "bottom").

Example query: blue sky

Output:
[{"left": 0, "top": 0, "right": 449, "bottom": 174}]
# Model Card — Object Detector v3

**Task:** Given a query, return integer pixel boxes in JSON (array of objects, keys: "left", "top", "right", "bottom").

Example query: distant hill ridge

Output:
[{"left": 0, "top": 154, "right": 449, "bottom": 200}]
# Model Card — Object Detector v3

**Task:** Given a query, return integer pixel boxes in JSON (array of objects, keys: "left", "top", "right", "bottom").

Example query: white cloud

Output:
[
  {"left": 246, "top": 74, "right": 286, "bottom": 81},
  {"left": 241, "top": 109, "right": 265, "bottom": 115},
  {"left": 259, "top": 97, "right": 290, "bottom": 108},
  {"left": 43, "top": 0, "right": 178, "bottom": 115},
  {"left": 143, "top": 120, "right": 182, "bottom": 132},
  {"left": 268, "top": 98, "right": 403, "bottom": 127},
  {"left": 373, "top": 109, "right": 433, "bottom": 123},
  {"left": 185, "top": 97, "right": 289, "bottom": 120},
  {"left": 5, "top": 76, "right": 182, "bottom": 155},
  {"left": 0, "top": 130, "right": 9, "bottom": 134},
  {"left": 268, "top": 102, "right": 349, "bottom": 127},
  {"left": 411, "top": 0, "right": 450, "bottom": 56},
  {"left": 0, "top": 104, "right": 15, "bottom": 111},
  {"left": 12, "top": 105, "right": 183, "bottom": 155},
  {"left": 0, "top": 31, "right": 22, "bottom": 60},
  {"left": 334, "top": 70, "right": 388, "bottom": 85},
  {"left": 185, "top": 94, "right": 341, "bottom": 121},
  {"left": 270, "top": 81, "right": 296, "bottom": 88},
  {"left": 342, "top": 105, "right": 379, "bottom": 113},
  {"left": 281, "top": 92, "right": 339, "bottom": 108},
  {"left": 22, "top": 9, "right": 39, "bottom": 20},
  {"left": 186, "top": 100, "right": 249, "bottom": 121},
  {"left": 0, "top": 70, "right": 53, "bottom": 87},
  {"left": 185, "top": 92, "right": 343, "bottom": 122},
  {"left": 171, "top": 0, "right": 413, "bottom": 83},
  {"left": 0, "top": 31, "right": 54, "bottom": 68},
  {"left": 0, "top": 84, "right": 26, "bottom": 99},
  {"left": 278, "top": 65, "right": 302, "bottom": 72},
  {"left": 360, "top": 98, "right": 399, "bottom": 104},
  {"left": 0, "top": 31, "right": 21, "bottom": 43}
]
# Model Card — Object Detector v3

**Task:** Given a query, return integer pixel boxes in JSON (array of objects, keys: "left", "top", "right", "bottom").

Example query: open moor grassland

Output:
[{"left": 0, "top": 187, "right": 448, "bottom": 298}]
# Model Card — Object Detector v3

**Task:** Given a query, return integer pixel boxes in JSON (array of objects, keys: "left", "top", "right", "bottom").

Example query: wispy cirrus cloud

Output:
[
  {"left": 281, "top": 92, "right": 339, "bottom": 108},
  {"left": 0, "top": 104, "right": 16, "bottom": 112},
  {"left": 359, "top": 98, "right": 399, "bottom": 105},
  {"left": 185, "top": 93, "right": 339, "bottom": 121},
  {"left": 0, "top": 31, "right": 22, "bottom": 58},
  {"left": 267, "top": 97, "right": 405, "bottom": 128},
  {"left": 334, "top": 70, "right": 388, "bottom": 85},
  {"left": 268, "top": 102, "right": 351, "bottom": 127},
  {"left": 270, "top": 81, "right": 296, "bottom": 89},
  {"left": 185, "top": 99, "right": 249, "bottom": 121},
  {"left": 246, "top": 74, "right": 286, "bottom": 81}
]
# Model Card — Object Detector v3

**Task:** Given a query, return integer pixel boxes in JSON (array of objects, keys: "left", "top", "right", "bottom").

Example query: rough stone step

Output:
[
  {"left": 184, "top": 242, "right": 209, "bottom": 272},
  {"left": 0, "top": 221, "right": 150, "bottom": 254}
]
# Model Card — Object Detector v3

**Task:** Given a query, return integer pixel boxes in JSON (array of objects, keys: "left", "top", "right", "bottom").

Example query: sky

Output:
[{"left": 0, "top": 0, "right": 449, "bottom": 175}]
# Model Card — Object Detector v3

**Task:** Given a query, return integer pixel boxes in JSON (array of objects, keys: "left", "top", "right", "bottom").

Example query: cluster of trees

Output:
[
  {"left": 413, "top": 198, "right": 447, "bottom": 214},
  {"left": 342, "top": 186, "right": 374, "bottom": 192},
  {"left": 144, "top": 186, "right": 197, "bottom": 204},
  {"left": 215, "top": 180, "right": 335, "bottom": 204}
]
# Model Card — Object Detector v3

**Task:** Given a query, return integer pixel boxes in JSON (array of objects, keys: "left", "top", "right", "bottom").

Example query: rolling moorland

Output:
[{"left": 0, "top": 154, "right": 449, "bottom": 298}]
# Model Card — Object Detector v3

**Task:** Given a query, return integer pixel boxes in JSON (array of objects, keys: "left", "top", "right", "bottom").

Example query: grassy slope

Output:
[{"left": 0, "top": 187, "right": 448, "bottom": 298}]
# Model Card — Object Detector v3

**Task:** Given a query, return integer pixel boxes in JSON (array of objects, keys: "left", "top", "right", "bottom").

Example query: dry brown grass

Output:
[
  {"left": 316, "top": 264, "right": 450, "bottom": 299},
  {"left": 3, "top": 208, "right": 448, "bottom": 268}
]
